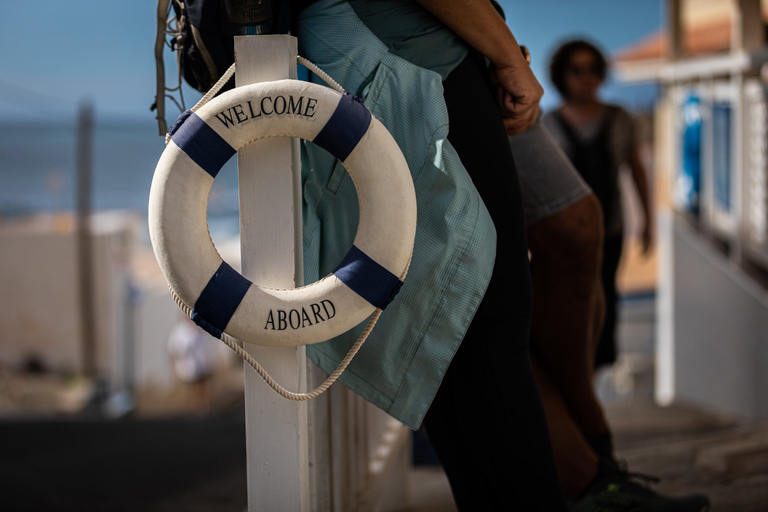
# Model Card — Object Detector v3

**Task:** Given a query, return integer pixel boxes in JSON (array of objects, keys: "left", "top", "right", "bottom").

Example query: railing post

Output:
[
  {"left": 666, "top": 0, "right": 683, "bottom": 61},
  {"left": 235, "top": 35, "right": 309, "bottom": 512}
]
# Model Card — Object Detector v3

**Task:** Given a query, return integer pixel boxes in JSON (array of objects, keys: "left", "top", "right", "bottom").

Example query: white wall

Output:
[
  {"left": 657, "top": 213, "right": 768, "bottom": 418},
  {"left": 0, "top": 213, "right": 187, "bottom": 392},
  {"left": 133, "top": 283, "right": 179, "bottom": 390},
  {"left": 0, "top": 217, "right": 132, "bottom": 379}
]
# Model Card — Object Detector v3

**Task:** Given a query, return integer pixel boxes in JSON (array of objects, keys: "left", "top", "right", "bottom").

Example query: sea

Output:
[{"left": 0, "top": 120, "right": 242, "bottom": 241}]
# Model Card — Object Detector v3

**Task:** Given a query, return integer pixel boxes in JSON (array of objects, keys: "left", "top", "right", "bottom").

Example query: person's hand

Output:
[{"left": 490, "top": 63, "right": 543, "bottom": 135}]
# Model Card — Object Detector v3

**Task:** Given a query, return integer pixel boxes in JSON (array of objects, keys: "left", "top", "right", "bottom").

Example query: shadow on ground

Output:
[{"left": 0, "top": 408, "right": 247, "bottom": 512}]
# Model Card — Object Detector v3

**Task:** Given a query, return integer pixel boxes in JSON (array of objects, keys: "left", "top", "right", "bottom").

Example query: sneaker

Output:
[{"left": 570, "top": 459, "right": 710, "bottom": 512}]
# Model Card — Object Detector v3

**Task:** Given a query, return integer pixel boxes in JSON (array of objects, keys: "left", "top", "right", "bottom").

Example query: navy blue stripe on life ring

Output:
[
  {"left": 170, "top": 110, "right": 236, "bottom": 178},
  {"left": 313, "top": 95, "right": 371, "bottom": 162},
  {"left": 192, "top": 261, "right": 252, "bottom": 338},
  {"left": 333, "top": 245, "right": 403, "bottom": 310}
]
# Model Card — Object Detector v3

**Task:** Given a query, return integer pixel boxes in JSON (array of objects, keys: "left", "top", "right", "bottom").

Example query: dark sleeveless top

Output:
[{"left": 550, "top": 107, "right": 619, "bottom": 231}]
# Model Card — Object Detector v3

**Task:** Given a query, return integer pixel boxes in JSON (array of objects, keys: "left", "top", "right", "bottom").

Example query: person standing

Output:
[
  {"left": 296, "top": 1, "right": 568, "bottom": 509},
  {"left": 506, "top": 36, "right": 709, "bottom": 511},
  {"left": 543, "top": 39, "right": 653, "bottom": 369}
]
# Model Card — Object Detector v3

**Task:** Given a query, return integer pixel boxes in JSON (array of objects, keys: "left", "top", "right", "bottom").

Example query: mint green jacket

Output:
[{"left": 298, "top": 0, "right": 496, "bottom": 429}]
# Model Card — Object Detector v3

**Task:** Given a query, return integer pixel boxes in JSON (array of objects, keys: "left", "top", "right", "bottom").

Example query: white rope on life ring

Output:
[{"left": 149, "top": 78, "right": 416, "bottom": 357}]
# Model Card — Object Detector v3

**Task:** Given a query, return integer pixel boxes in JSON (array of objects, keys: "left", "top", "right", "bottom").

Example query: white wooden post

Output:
[
  {"left": 732, "top": 0, "right": 763, "bottom": 265},
  {"left": 235, "top": 35, "right": 309, "bottom": 512}
]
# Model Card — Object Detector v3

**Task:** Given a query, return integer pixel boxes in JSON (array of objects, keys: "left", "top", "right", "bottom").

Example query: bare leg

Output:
[
  {"left": 531, "top": 354, "right": 599, "bottom": 497},
  {"left": 528, "top": 194, "right": 609, "bottom": 440},
  {"left": 590, "top": 273, "right": 606, "bottom": 361}
]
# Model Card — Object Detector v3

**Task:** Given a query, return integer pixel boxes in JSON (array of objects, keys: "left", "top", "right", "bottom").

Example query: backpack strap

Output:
[{"left": 153, "top": 0, "right": 306, "bottom": 136}]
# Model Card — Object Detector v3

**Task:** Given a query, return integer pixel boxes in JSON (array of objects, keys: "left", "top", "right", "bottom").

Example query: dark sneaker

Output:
[{"left": 570, "top": 459, "right": 710, "bottom": 512}]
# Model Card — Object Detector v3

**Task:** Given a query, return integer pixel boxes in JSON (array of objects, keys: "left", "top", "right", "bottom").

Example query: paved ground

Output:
[
  {"left": 608, "top": 403, "right": 768, "bottom": 512},
  {"left": 6, "top": 401, "right": 764, "bottom": 512},
  {"left": 402, "top": 404, "right": 768, "bottom": 512},
  {"left": 400, "top": 293, "right": 768, "bottom": 512},
  {"left": 3, "top": 294, "right": 767, "bottom": 511},
  {"left": 0, "top": 410, "right": 248, "bottom": 512}
]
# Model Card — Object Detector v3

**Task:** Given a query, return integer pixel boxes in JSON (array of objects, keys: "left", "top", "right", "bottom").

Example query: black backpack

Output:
[
  {"left": 173, "top": 0, "right": 293, "bottom": 94},
  {"left": 153, "top": 0, "right": 309, "bottom": 134}
]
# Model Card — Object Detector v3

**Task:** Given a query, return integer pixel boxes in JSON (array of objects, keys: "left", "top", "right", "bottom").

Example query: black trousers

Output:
[
  {"left": 595, "top": 232, "right": 624, "bottom": 369},
  {"left": 423, "top": 52, "right": 567, "bottom": 511}
]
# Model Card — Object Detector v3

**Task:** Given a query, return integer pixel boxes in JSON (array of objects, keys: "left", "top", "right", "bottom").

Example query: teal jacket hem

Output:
[{"left": 297, "top": 0, "right": 496, "bottom": 430}]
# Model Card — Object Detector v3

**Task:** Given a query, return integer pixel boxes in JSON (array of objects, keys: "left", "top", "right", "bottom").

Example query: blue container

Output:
[{"left": 679, "top": 94, "right": 702, "bottom": 215}]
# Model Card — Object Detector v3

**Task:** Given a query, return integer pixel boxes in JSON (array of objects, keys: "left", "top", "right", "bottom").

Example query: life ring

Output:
[{"left": 149, "top": 79, "right": 417, "bottom": 347}]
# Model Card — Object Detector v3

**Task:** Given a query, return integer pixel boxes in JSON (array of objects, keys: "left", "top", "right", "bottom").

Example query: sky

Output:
[
  {"left": 498, "top": 0, "right": 663, "bottom": 110},
  {"left": 0, "top": 1, "right": 663, "bottom": 124}
]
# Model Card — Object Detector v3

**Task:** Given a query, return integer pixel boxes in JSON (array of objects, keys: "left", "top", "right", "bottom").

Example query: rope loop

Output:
[{"left": 170, "top": 255, "right": 411, "bottom": 401}]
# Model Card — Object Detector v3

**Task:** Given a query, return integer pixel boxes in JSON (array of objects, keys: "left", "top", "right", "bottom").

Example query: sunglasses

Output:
[{"left": 567, "top": 64, "right": 601, "bottom": 77}]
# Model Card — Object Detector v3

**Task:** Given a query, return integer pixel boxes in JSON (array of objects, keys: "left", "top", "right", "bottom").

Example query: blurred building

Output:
[
  {"left": 615, "top": 0, "right": 768, "bottom": 419},
  {"left": 0, "top": 211, "right": 234, "bottom": 412},
  {"left": 0, "top": 212, "right": 140, "bottom": 382}
]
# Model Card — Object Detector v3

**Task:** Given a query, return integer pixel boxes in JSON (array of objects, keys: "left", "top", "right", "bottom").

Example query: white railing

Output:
[
  {"left": 743, "top": 79, "right": 768, "bottom": 264},
  {"left": 670, "top": 75, "right": 768, "bottom": 270},
  {"left": 308, "top": 365, "right": 410, "bottom": 512}
]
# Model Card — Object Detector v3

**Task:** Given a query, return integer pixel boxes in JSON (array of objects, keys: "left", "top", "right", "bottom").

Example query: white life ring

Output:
[{"left": 149, "top": 79, "right": 417, "bottom": 347}]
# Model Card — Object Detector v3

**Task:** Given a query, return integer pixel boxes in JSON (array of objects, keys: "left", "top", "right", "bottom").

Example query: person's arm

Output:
[
  {"left": 415, "top": 0, "right": 542, "bottom": 135},
  {"left": 629, "top": 146, "right": 653, "bottom": 255}
]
